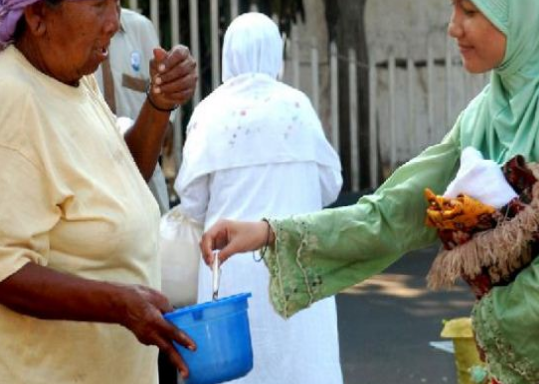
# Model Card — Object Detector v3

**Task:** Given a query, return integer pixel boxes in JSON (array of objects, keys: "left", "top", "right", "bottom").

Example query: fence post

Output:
[
  {"left": 170, "top": 0, "right": 183, "bottom": 174},
  {"left": 231, "top": 0, "right": 239, "bottom": 20},
  {"left": 311, "top": 37, "right": 320, "bottom": 113},
  {"left": 189, "top": 0, "right": 201, "bottom": 105},
  {"left": 291, "top": 25, "right": 300, "bottom": 89},
  {"left": 349, "top": 48, "right": 360, "bottom": 191},
  {"left": 369, "top": 58, "right": 378, "bottom": 189},
  {"left": 150, "top": 0, "right": 159, "bottom": 39},
  {"left": 129, "top": 0, "right": 139, "bottom": 12},
  {"left": 407, "top": 56, "right": 416, "bottom": 157},
  {"left": 170, "top": 0, "right": 180, "bottom": 47},
  {"left": 330, "top": 41, "right": 340, "bottom": 153},
  {"left": 211, "top": 0, "right": 220, "bottom": 90},
  {"left": 427, "top": 38, "right": 435, "bottom": 147},
  {"left": 445, "top": 35, "right": 452, "bottom": 137},
  {"left": 388, "top": 52, "right": 397, "bottom": 171}
]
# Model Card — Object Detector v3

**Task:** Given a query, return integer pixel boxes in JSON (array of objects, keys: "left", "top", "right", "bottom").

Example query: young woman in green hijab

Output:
[{"left": 201, "top": 0, "right": 539, "bottom": 383}]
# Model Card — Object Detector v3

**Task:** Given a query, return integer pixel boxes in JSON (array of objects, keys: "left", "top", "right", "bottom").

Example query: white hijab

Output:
[
  {"left": 221, "top": 12, "right": 283, "bottom": 81},
  {"left": 176, "top": 12, "right": 341, "bottom": 189}
]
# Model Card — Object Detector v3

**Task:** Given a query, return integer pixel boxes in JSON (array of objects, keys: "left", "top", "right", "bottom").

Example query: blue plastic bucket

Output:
[{"left": 164, "top": 293, "right": 253, "bottom": 384}]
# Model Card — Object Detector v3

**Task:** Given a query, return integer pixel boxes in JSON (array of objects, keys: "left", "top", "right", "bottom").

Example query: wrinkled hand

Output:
[
  {"left": 149, "top": 45, "right": 197, "bottom": 110},
  {"left": 200, "top": 220, "right": 273, "bottom": 265},
  {"left": 118, "top": 284, "right": 196, "bottom": 379}
]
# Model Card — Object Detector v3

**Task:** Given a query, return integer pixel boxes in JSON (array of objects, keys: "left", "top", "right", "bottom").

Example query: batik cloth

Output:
[{"left": 426, "top": 156, "right": 539, "bottom": 299}]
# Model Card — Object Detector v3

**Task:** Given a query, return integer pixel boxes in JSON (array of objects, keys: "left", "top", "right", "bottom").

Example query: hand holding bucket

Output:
[{"left": 164, "top": 253, "right": 254, "bottom": 384}]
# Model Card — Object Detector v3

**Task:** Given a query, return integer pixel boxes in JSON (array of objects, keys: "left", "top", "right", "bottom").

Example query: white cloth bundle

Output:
[
  {"left": 159, "top": 205, "right": 202, "bottom": 307},
  {"left": 444, "top": 147, "right": 517, "bottom": 208}
]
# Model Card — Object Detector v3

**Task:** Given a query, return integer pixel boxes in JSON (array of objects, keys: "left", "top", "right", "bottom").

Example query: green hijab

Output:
[
  {"left": 459, "top": 1, "right": 539, "bottom": 382},
  {"left": 460, "top": 0, "right": 539, "bottom": 164}
]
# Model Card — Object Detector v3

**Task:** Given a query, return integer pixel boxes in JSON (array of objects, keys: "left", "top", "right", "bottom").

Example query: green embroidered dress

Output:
[{"left": 263, "top": 0, "right": 539, "bottom": 383}]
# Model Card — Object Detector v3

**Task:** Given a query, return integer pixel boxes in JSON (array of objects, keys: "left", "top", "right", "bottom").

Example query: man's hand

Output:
[{"left": 149, "top": 46, "right": 198, "bottom": 110}]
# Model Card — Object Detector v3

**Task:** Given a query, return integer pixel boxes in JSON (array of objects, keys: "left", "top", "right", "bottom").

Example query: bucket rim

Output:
[{"left": 164, "top": 292, "right": 252, "bottom": 320}]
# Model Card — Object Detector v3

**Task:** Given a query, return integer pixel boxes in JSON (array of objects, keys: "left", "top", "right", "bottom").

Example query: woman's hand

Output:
[
  {"left": 118, "top": 284, "right": 196, "bottom": 379},
  {"left": 0, "top": 263, "right": 196, "bottom": 379},
  {"left": 200, "top": 220, "right": 275, "bottom": 265},
  {"left": 149, "top": 45, "right": 197, "bottom": 110}
]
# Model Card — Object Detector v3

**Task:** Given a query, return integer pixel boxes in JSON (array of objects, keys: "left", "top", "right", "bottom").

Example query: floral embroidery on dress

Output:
[
  {"left": 264, "top": 217, "right": 327, "bottom": 318},
  {"left": 472, "top": 294, "right": 539, "bottom": 384}
]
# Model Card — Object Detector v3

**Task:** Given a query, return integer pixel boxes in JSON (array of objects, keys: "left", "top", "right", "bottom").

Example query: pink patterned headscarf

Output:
[
  {"left": 0, "top": 0, "right": 43, "bottom": 49},
  {"left": 0, "top": 0, "right": 85, "bottom": 50}
]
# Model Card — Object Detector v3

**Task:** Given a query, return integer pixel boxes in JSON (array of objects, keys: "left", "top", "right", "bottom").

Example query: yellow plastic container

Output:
[{"left": 441, "top": 318, "right": 487, "bottom": 384}]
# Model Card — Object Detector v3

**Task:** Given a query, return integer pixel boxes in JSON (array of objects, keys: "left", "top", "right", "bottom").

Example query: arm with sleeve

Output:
[
  {"left": 319, "top": 164, "right": 343, "bottom": 208},
  {"left": 263, "top": 124, "right": 462, "bottom": 318},
  {"left": 175, "top": 175, "right": 210, "bottom": 225},
  {"left": 0, "top": 145, "right": 56, "bottom": 282},
  {"left": 0, "top": 105, "right": 124, "bottom": 325}
]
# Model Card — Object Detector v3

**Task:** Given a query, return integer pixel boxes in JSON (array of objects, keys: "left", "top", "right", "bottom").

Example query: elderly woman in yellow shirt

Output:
[{"left": 0, "top": 0, "right": 197, "bottom": 383}]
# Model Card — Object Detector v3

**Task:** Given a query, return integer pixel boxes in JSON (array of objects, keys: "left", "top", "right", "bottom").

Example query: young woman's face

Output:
[{"left": 448, "top": 0, "right": 507, "bottom": 74}]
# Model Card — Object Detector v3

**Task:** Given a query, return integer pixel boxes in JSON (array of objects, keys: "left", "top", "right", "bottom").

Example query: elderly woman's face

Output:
[
  {"left": 40, "top": 0, "right": 120, "bottom": 84},
  {"left": 447, "top": 0, "right": 507, "bottom": 74}
]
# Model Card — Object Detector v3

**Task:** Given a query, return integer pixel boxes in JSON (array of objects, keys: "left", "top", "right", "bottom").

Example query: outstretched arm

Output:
[{"left": 201, "top": 125, "right": 462, "bottom": 317}]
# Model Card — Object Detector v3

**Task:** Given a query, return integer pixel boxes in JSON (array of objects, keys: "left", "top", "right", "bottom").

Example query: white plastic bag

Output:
[{"left": 159, "top": 205, "right": 203, "bottom": 307}]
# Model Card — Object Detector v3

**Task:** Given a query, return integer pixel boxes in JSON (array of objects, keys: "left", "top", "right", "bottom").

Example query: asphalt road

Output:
[{"left": 336, "top": 245, "right": 476, "bottom": 384}]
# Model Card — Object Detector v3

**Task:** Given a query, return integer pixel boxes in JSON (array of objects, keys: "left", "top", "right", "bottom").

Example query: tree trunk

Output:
[{"left": 324, "top": 0, "right": 372, "bottom": 191}]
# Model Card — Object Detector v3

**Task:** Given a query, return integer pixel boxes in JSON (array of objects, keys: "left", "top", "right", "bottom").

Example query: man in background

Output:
[{"left": 95, "top": 7, "right": 171, "bottom": 215}]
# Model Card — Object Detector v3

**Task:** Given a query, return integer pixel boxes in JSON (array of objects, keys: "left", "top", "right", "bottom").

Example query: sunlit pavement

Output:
[{"left": 336, "top": 245, "right": 475, "bottom": 384}]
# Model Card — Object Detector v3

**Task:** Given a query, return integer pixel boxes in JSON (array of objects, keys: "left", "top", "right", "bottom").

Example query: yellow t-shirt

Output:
[{"left": 0, "top": 46, "right": 161, "bottom": 384}]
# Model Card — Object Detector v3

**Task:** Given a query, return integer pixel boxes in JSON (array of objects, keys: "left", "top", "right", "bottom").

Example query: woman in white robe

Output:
[{"left": 175, "top": 12, "right": 344, "bottom": 384}]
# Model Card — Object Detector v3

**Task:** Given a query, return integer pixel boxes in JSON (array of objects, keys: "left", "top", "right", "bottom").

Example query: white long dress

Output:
[
  {"left": 175, "top": 13, "right": 344, "bottom": 384},
  {"left": 178, "top": 163, "right": 343, "bottom": 384}
]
